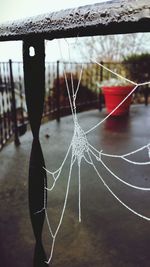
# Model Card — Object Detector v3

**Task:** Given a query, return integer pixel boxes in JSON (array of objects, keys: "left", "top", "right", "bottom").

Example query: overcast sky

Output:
[
  {"left": 0, "top": 0, "right": 110, "bottom": 62},
  {"left": 0, "top": 0, "right": 110, "bottom": 22}
]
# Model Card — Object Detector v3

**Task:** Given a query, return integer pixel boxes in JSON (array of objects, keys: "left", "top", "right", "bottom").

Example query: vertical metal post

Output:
[
  {"left": 9, "top": 59, "right": 20, "bottom": 146},
  {"left": 56, "top": 60, "right": 60, "bottom": 122},
  {"left": 1, "top": 85, "right": 7, "bottom": 142},
  {"left": 2, "top": 63, "right": 8, "bottom": 141},
  {"left": 23, "top": 37, "right": 47, "bottom": 266},
  {"left": 99, "top": 61, "right": 103, "bottom": 111},
  {"left": 18, "top": 62, "right": 25, "bottom": 125},
  {"left": 5, "top": 63, "right": 12, "bottom": 138}
]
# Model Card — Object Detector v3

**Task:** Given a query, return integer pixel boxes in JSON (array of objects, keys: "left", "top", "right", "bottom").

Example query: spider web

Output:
[{"left": 37, "top": 41, "right": 150, "bottom": 265}]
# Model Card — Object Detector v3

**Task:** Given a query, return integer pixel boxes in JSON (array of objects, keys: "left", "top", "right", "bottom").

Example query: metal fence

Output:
[
  {"left": 14, "top": 60, "right": 149, "bottom": 119},
  {"left": 12, "top": 60, "right": 101, "bottom": 121},
  {"left": 0, "top": 61, "right": 21, "bottom": 149},
  {"left": 0, "top": 60, "right": 99, "bottom": 149},
  {"left": 0, "top": 62, "right": 13, "bottom": 149},
  {"left": 0, "top": 59, "right": 149, "bottom": 150}
]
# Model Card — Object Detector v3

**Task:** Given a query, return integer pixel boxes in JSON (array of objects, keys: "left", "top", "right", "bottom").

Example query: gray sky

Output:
[
  {"left": 0, "top": 0, "right": 109, "bottom": 22},
  {"left": 0, "top": 0, "right": 109, "bottom": 61}
]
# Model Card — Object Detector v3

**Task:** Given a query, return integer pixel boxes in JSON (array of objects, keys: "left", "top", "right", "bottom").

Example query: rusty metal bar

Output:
[
  {"left": 23, "top": 37, "right": 47, "bottom": 266},
  {"left": 0, "top": 0, "right": 150, "bottom": 41}
]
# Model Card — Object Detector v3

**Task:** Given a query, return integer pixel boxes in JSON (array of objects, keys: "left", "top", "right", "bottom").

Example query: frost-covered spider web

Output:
[{"left": 37, "top": 40, "right": 150, "bottom": 265}]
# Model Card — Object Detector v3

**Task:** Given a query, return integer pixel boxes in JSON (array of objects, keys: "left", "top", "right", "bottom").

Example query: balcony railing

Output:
[{"left": 1, "top": 59, "right": 149, "bottom": 151}]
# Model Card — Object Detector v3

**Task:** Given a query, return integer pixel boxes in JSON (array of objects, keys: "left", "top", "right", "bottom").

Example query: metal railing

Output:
[
  {"left": 0, "top": 60, "right": 20, "bottom": 149},
  {"left": 0, "top": 62, "right": 12, "bottom": 149},
  {"left": 0, "top": 60, "right": 101, "bottom": 149},
  {"left": 1, "top": 59, "right": 149, "bottom": 149}
]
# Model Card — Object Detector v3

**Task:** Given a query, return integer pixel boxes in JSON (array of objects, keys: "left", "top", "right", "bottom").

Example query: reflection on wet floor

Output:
[
  {"left": 104, "top": 114, "right": 130, "bottom": 133},
  {"left": 1, "top": 105, "right": 150, "bottom": 267}
]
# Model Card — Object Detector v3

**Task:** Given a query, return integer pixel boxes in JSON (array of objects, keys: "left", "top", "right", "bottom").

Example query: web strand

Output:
[
  {"left": 45, "top": 155, "right": 74, "bottom": 265},
  {"left": 91, "top": 59, "right": 137, "bottom": 86},
  {"left": 86, "top": 84, "right": 139, "bottom": 134},
  {"left": 78, "top": 160, "right": 81, "bottom": 222},
  {"left": 89, "top": 143, "right": 150, "bottom": 165},
  {"left": 88, "top": 151, "right": 150, "bottom": 221},
  {"left": 89, "top": 148, "right": 150, "bottom": 191},
  {"left": 65, "top": 39, "right": 75, "bottom": 98},
  {"left": 86, "top": 60, "right": 150, "bottom": 134}
]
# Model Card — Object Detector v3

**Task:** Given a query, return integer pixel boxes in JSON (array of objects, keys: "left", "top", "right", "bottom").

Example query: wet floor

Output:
[{"left": 1, "top": 105, "right": 150, "bottom": 267}]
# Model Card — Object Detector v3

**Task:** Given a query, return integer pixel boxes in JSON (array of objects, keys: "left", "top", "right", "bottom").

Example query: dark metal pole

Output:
[
  {"left": 23, "top": 37, "right": 47, "bottom": 266},
  {"left": 9, "top": 59, "right": 20, "bottom": 146},
  {"left": 99, "top": 61, "right": 103, "bottom": 111},
  {"left": 56, "top": 60, "right": 60, "bottom": 122}
]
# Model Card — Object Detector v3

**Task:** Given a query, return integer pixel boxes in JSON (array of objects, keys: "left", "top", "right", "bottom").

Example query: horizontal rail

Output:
[{"left": 0, "top": 0, "right": 150, "bottom": 41}]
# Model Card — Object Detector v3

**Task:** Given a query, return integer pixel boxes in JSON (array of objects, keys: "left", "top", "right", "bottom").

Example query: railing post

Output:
[
  {"left": 9, "top": 59, "right": 20, "bottom": 146},
  {"left": 23, "top": 38, "right": 47, "bottom": 266},
  {"left": 56, "top": 60, "right": 60, "bottom": 122},
  {"left": 99, "top": 60, "right": 103, "bottom": 111}
]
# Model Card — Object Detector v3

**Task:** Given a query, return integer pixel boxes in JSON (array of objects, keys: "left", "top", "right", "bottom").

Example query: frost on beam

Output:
[{"left": 0, "top": 0, "right": 149, "bottom": 41}]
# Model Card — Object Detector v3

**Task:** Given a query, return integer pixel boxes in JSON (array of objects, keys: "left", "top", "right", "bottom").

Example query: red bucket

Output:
[{"left": 102, "top": 86, "right": 134, "bottom": 116}]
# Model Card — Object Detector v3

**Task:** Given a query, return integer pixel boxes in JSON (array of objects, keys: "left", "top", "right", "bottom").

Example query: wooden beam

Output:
[{"left": 0, "top": 0, "right": 149, "bottom": 41}]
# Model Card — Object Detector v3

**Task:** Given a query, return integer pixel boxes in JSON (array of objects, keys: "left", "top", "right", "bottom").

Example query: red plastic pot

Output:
[{"left": 102, "top": 86, "right": 134, "bottom": 116}]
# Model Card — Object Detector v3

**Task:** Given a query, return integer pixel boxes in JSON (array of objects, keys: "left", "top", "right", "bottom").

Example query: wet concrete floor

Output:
[{"left": 1, "top": 105, "right": 150, "bottom": 267}]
